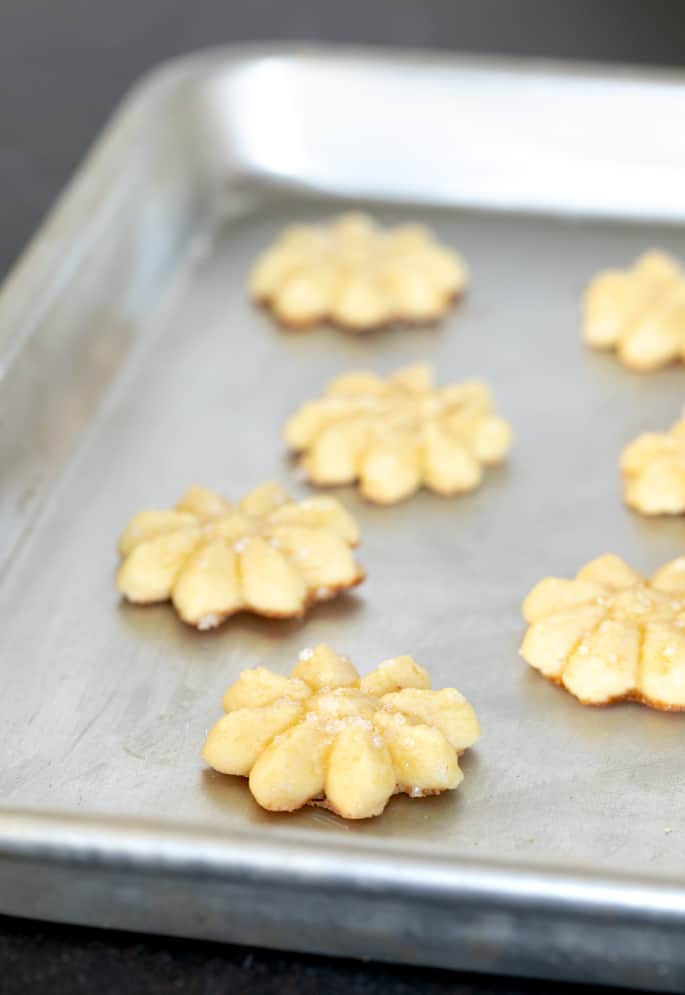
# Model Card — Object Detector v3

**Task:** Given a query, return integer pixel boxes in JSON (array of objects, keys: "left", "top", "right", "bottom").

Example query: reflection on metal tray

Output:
[{"left": 1, "top": 45, "right": 685, "bottom": 992}]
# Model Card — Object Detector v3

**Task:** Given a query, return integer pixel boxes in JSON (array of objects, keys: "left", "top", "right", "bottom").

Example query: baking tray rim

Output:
[{"left": 2, "top": 807, "right": 684, "bottom": 924}]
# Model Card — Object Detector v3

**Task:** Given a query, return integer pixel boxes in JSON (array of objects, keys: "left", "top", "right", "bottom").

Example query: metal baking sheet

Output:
[{"left": 2, "top": 45, "right": 685, "bottom": 991}]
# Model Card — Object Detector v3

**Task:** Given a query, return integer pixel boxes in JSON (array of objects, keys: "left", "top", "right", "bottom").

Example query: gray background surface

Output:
[{"left": 2, "top": 2, "right": 684, "bottom": 993}]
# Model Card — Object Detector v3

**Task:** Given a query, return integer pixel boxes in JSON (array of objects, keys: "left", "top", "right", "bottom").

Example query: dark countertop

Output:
[
  {"left": 0, "top": 2, "right": 681, "bottom": 992},
  {"left": 0, "top": 914, "right": 637, "bottom": 995}
]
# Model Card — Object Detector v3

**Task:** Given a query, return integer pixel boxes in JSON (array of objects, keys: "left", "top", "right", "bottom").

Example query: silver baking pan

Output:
[{"left": 1, "top": 44, "right": 685, "bottom": 992}]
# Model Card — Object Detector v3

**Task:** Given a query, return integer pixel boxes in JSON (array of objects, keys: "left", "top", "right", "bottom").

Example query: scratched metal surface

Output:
[
  {"left": 3, "top": 192, "right": 685, "bottom": 863},
  {"left": 1, "top": 47, "right": 685, "bottom": 989}
]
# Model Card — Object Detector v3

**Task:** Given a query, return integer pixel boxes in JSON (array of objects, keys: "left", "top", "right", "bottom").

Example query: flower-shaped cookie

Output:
[
  {"left": 202, "top": 644, "right": 480, "bottom": 819},
  {"left": 583, "top": 250, "right": 685, "bottom": 370},
  {"left": 621, "top": 419, "right": 685, "bottom": 515},
  {"left": 249, "top": 212, "right": 469, "bottom": 331},
  {"left": 285, "top": 363, "right": 512, "bottom": 504},
  {"left": 521, "top": 554, "right": 685, "bottom": 709},
  {"left": 117, "top": 483, "right": 364, "bottom": 629}
]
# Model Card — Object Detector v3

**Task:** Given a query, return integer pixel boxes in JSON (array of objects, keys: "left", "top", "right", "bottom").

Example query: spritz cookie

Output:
[
  {"left": 285, "top": 363, "right": 512, "bottom": 504},
  {"left": 117, "top": 483, "right": 364, "bottom": 628},
  {"left": 621, "top": 419, "right": 685, "bottom": 515},
  {"left": 203, "top": 644, "right": 480, "bottom": 819},
  {"left": 583, "top": 250, "right": 685, "bottom": 371},
  {"left": 521, "top": 554, "right": 685, "bottom": 709},
  {"left": 250, "top": 212, "right": 469, "bottom": 331}
]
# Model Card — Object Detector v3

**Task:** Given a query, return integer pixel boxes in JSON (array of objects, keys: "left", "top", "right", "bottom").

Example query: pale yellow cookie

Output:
[
  {"left": 284, "top": 363, "right": 512, "bottom": 504},
  {"left": 117, "top": 483, "right": 364, "bottom": 628},
  {"left": 582, "top": 250, "right": 685, "bottom": 370},
  {"left": 621, "top": 419, "right": 685, "bottom": 515},
  {"left": 521, "top": 554, "right": 685, "bottom": 710},
  {"left": 249, "top": 212, "right": 469, "bottom": 331},
  {"left": 203, "top": 644, "right": 480, "bottom": 819}
]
